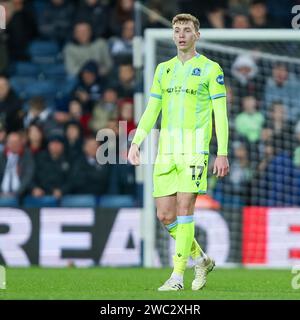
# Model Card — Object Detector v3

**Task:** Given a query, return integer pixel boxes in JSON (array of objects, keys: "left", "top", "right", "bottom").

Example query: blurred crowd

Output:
[
  {"left": 212, "top": 57, "right": 300, "bottom": 208},
  {"left": 0, "top": 0, "right": 299, "bottom": 207}
]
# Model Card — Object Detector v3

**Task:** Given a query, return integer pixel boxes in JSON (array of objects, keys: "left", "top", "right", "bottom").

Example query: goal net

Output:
[{"left": 141, "top": 29, "right": 300, "bottom": 268}]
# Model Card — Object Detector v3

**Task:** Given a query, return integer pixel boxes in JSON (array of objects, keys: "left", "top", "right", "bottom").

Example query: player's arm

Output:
[
  {"left": 209, "top": 63, "right": 229, "bottom": 177},
  {"left": 128, "top": 64, "right": 163, "bottom": 165}
]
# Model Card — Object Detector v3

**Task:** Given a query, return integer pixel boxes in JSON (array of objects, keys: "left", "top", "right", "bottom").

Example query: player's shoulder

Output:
[
  {"left": 156, "top": 56, "right": 177, "bottom": 70},
  {"left": 201, "top": 54, "right": 222, "bottom": 70}
]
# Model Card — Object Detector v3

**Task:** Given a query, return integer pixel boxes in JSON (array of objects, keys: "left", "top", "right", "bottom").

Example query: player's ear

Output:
[{"left": 196, "top": 31, "right": 200, "bottom": 41}]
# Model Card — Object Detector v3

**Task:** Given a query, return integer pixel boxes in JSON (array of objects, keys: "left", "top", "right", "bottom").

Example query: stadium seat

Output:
[
  {"left": 28, "top": 40, "right": 60, "bottom": 64},
  {"left": 60, "top": 195, "right": 97, "bottom": 207},
  {"left": 98, "top": 195, "right": 136, "bottom": 208},
  {"left": 9, "top": 76, "right": 37, "bottom": 99},
  {"left": 25, "top": 80, "right": 58, "bottom": 100},
  {"left": 23, "top": 196, "right": 58, "bottom": 208},
  {"left": 40, "top": 63, "right": 66, "bottom": 80},
  {"left": 0, "top": 196, "right": 19, "bottom": 207},
  {"left": 11, "top": 62, "right": 40, "bottom": 77}
]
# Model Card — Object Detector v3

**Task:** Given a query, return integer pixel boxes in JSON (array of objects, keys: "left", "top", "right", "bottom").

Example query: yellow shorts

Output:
[{"left": 152, "top": 153, "right": 209, "bottom": 197}]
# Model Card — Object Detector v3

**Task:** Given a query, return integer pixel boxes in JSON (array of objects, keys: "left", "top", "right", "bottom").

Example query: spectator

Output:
[
  {"left": 145, "top": 0, "right": 179, "bottom": 22},
  {"left": 205, "top": 6, "right": 232, "bottom": 28},
  {"left": 73, "top": 60, "right": 103, "bottom": 113},
  {"left": 0, "top": 75, "right": 23, "bottom": 133},
  {"left": 249, "top": 0, "right": 278, "bottom": 28},
  {"left": 0, "top": 132, "right": 34, "bottom": 197},
  {"left": 68, "top": 99, "right": 92, "bottom": 136},
  {"left": 0, "top": 123, "right": 7, "bottom": 154},
  {"left": 74, "top": 0, "right": 110, "bottom": 39},
  {"left": 257, "top": 126, "right": 273, "bottom": 160},
  {"left": 39, "top": 0, "right": 75, "bottom": 45},
  {"left": 231, "top": 13, "right": 250, "bottom": 28},
  {"left": 116, "top": 64, "right": 135, "bottom": 98},
  {"left": 64, "top": 21, "right": 112, "bottom": 76},
  {"left": 264, "top": 63, "right": 300, "bottom": 121},
  {"left": 64, "top": 120, "right": 83, "bottom": 165},
  {"left": 31, "top": 135, "right": 71, "bottom": 199},
  {"left": 110, "top": 0, "right": 134, "bottom": 36},
  {"left": 6, "top": 0, "right": 38, "bottom": 61},
  {"left": 215, "top": 141, "right": 253, "bottom": 207},
  {"left": 27, "top": 124, "right": 46, "bottom": 155},
  {"left": 109, "top": 19, "right": 134, "bottom": 63},
  {"left": 118, "top": 98, "right": 136, "bottom": 136},
  {"left": 254, "top": 147, "right": 298, "bottom": 206},
  {"left": 235, "top": 96, "right": 264, "bottom": 143},
  {"left": 89, "top": 88, "right": 118, "bottom": 133},
  {"left": 23, "top": 97, "right": 61, "bottom": 138},
  {"left": 231, "top": 54, "right": 261, "bottom": 104},
  {"left": 108, "top": 161, "right": 136, "bottom": 195},
  {"left": 293, "top": 121, "right": 300, "bottom": 167},
  {"left": 70, "top": 137, "right": 110, "bottom": 195},
  {"left": 230, "top": 141, "right": 253, "bottom": 191},
  {"left": 0, "top": 31, "right": 8, "bottom": 73},
  {"left": 177, "top": 0, "right": 227, "bottom": 27},
  {"left": 266, "top": 0, "right": 294, "bottom": 28},
  {"left": 250, "top": 141, "right": 275, "bottom": 205},
  {"left": 264, "top": 101, "right": 295, "bottom": 154}
]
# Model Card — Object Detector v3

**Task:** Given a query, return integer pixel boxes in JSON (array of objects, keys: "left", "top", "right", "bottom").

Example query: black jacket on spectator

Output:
[
  {"left": 0, "top": 89, "right": 23, "bottom": 132},
  {"left": 108, "top": 163, "right": 135, "bottom": 196},
  {"left": 0, "top": 31, "right": 8, "bottom": 73},
  {"left": 70, "top": 155, "right": 110, "bottom": 195},
  {"left": 39, "top": 0, "right": 75, "bottom": 45},
  {"left": 73, "top": 61, "right": 104, "bottom": 113},
  {"left": 0, "top": 148, "right": 34, "bottom": 196},
  {"left": 6, "top": 6, "right": 38, "bottom": 61},
  {"left": 33, "top": 150, "right": 71, "bottom": 194},
  {"left": 65, "top": 139, "right": 83, "bottom": 166},
  {"left": 74, "top": 2, "right": 110, "bottom": 38}
]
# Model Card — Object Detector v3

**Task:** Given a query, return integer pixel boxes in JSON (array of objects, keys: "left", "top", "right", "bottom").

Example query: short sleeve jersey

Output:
[{"left": 133, "top": 53, "right": 227, "bottom": 155}]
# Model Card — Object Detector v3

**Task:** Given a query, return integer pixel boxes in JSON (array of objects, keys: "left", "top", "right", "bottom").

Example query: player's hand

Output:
[
  {"left": 213, "top": 155, "right": 229, "bottom": 178},
  {"left": 128, "top": 143, "right": 140, "bottom": 166}
]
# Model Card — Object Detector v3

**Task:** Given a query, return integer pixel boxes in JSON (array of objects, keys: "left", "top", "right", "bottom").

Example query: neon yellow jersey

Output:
[{"left": 132, "top": 53, "right": 229, "bottom": 156}]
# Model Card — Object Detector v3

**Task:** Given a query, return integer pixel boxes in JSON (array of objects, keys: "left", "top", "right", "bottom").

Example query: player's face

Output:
[{"left": 173, "top": 21, "right": 199, "bottom": 52}]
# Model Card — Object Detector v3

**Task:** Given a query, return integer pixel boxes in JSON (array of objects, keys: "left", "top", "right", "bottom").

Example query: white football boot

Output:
[
  {"left": 192, "top": 256, "right": 215, "bottom": 291},
  {"left": 158, "top": 278, "right": 184, "bottom": 291}
]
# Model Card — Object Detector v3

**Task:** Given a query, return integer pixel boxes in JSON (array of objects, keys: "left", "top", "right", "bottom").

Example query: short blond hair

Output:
[{"left": 172, "top": 13, "right": 200, "bottom": 31}]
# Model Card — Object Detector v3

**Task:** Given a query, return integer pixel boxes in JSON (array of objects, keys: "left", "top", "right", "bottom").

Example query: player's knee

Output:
[{"left": 156, "top": 210, "right": 174, "bottom": 225}]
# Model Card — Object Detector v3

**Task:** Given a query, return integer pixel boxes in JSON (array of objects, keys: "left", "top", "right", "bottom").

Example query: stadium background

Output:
[{"left": 0, "top": 0, "right": 300, "bottom": 279}]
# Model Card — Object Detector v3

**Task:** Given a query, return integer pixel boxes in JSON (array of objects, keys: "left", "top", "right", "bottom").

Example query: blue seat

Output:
[
  {"left": 28, "top": 40, "right": 60, "bottom": 63},
  {"left": 0, "top": 196, "right": 19, "bottom": 207},
  {"left": 40, "top": 63, "right": 66, "bottom": 79},
  {"left": 25, "top": 80, "right": 58, "bottom": 100},
  {"left": 23, "top": 196, "right": 58, "bottom": 208},
  {"left": 61, "top": 195, "right": 97, "bottom": 207},
  {"left": 98, "top": 195, "right": 136, "bottom": 208},
  {"left": 12, "top": 62, "right": 40, "bottom": 77},
  {"left": 10, "top": 76, "right": 37, "bottom": 99}
]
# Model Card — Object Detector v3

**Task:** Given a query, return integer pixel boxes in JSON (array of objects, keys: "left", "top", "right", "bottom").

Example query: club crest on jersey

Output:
[
  {"left": 192, "top": 68, "right": 201, "bottom": 76},
  {"left": 216, "top": 74, "right": 224, "bottom": 85}
]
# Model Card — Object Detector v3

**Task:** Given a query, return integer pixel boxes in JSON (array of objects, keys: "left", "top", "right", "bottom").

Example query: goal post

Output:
[{"left": 141, "top": 29, "right": 300, "bottom": 268}]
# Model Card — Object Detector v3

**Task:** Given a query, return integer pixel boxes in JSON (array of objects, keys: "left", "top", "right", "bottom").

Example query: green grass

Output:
[{"left": 0, "top": 267, "right": 299, "bottom": 300}]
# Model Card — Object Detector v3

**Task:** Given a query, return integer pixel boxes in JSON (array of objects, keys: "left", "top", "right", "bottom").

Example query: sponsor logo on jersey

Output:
[
  {"left": 162, "top": 87, "right": 197, "bottom": 95},
  {"left": 216, "top": 74, "right": 224, "bottom": 85},
  {"left": 167, "top": 68, "right": 171, "bottom": 73},
  {"left": 192, "top": 68, "right": 201, "bottom": 76}
]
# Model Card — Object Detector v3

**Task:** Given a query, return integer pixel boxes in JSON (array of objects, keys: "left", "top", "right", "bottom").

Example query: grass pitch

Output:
[{"left": 0, "top": 267, "right": 299, "bottom": 300}]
